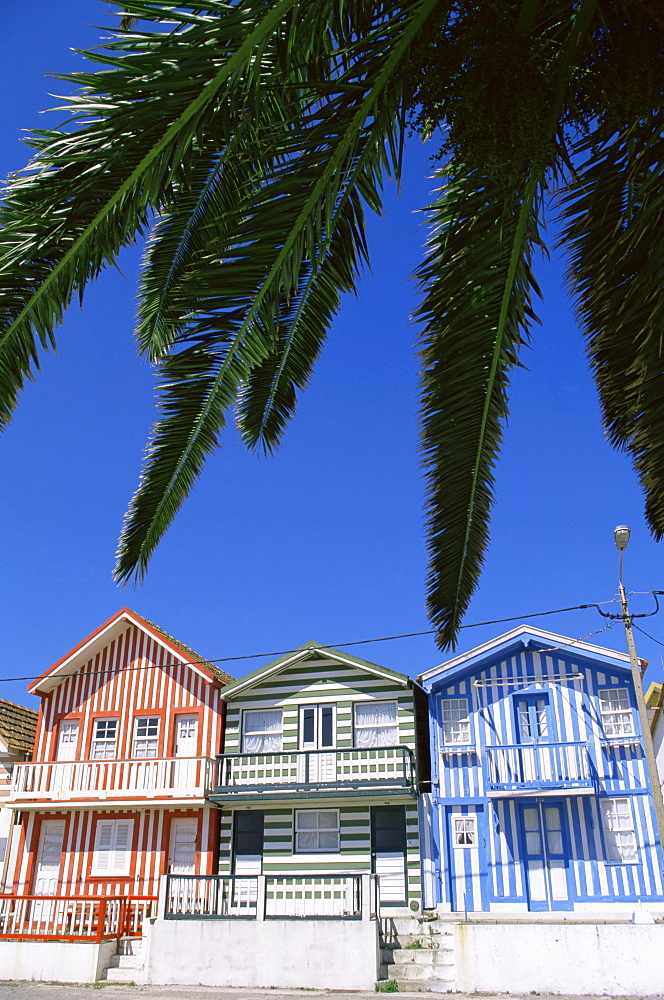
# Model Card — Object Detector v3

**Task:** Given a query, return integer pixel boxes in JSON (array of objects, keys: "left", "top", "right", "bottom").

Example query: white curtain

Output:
[
  {"left": 243, "top": 710, "right": 283, "bottom": 752},
  {"left": 354, "top": 702, "right": 398, "bottom": 747}
]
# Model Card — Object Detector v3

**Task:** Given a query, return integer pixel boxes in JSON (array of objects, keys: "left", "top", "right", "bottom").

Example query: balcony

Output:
[
  {"left": 483, "top": 742, "right": 594, "bottom": 795},
  {"left": 9, "top": 757, "right": 216, "bottom": 806},
  {"left": 212, "top": 746, "right": 415, "bottom": 800}
]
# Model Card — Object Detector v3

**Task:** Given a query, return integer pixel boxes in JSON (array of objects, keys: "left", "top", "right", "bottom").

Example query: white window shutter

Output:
[
  {"left": 92, "top": 820, "right": 115, "bottom": 874},
  {"left": 112, "top": 821, "right": 133, "bottom": 873}
]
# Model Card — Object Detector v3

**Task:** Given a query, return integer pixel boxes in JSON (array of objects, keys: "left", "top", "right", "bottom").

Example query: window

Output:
[
  {"left": 601, "top": 798, "right": 637, "bottom": 863},
  {"left": 515, "top": 695, "right": 549, "bottom": 743},
  {"left": 353, "top": 701, "right": 398, "bottom": 748},
  {"left": 92, "top": 719, "right": 117, "bottom": 760},
  {"left": 91, "top": 819, "right": 133, "bottom": 875},
  {"left": 441, "top": 699, "right": 471, "bottom": 745},
  {"left": 133, "top": 717, "right": 159, "bottom": 758},
  {"left": 599, "top": 688, "right": 635, "bottom": 738},
  {"left": 56, "top": 721, "right": 79, "bottom": 762},
  {"left": 242, "top": 710, "right": 283, "bottom": 753},
  {"left": 295, "top": 810, "right": 340, "bottom": 852},
  {"left": 451, "top": 814, "right": 477, "bottom": 847},
  {"left": 300, "top": 704, "right": 335, "bottom": 749}
]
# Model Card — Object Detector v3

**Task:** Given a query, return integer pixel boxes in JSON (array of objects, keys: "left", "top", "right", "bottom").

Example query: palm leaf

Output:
[
  {"left": 113, "top": 0, "right": 442, "bottom": 583},
  {"left": 416, "top": 164, "right": 545, "bottom": 650},
  {"left": 560, "top": 114, "right": 664, "bottom": 537}
]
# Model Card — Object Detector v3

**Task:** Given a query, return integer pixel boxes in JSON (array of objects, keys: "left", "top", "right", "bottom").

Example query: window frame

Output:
[
  {"left": 132, "top": 716, "right": 160, "bottom": 759},
  {"left": 90, "top": 718, "right": 118, "bottom": 760},
  {"left": 294, "top": 809, "right": 341, "bottom": 853},
  {"left": 299, "top": 703, "right": 336, "bottom": 750},
  {"left": 56, "top": 720, "right": 80, "bottom": 762},
  {"left": 440, "top": 698, "right": 472, "bottom": 747},
  {"left": 352, "top": 700, "right": 399, "bottom": 749},
  {"left": 241, "top": 709, "right": 284, "bottom": 754},
  {"left": 451, "top": 813, "right": 477, "bottom": 848},
  {"left": 600, "top": 797, "right": 638, "bottom": 865},
  {"left": 598, "top": 687, "right": 635, "bottom": 739}
]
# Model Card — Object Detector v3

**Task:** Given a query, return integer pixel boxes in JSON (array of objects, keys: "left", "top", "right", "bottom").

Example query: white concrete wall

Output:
[
  {"left": 141, "top": 917, "right": 379, "bottom": 990},
  {"left": 455, "top": 921, "right": 664, "bottom": 996},
  {"left": 0, "top": 939, "right": 115, "bottom": 983}
]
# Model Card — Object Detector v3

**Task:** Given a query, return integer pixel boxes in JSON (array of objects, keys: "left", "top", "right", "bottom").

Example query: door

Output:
[
  {"left": 446, "top": 807, "right": 488, "bottom": 912},
  {"left": 169, "top": 818, "right": 198, "bottom": 875},
  {"left": 520, "top": 802, "right": 571, "bottom": 911},
  {"left": 173, "top": 715, "right": 198, "bottom": 788},
  {"left": 515, "top": 694, "right": 552, "bottom": 782},
  {"left": 232, "top": 811, "right": 264, "bottom": 911},
  {"left": 34, "top": 820, "right": 65, "bottom": 895},
  {"left": 371, "top": 805, "right": 407, "bottom": 904},
  {"left": 54, "top": 722, "right": 79, "bottom": 793},
  {"left": 299, "top": 705, "right": 336, "bottom": 782}
]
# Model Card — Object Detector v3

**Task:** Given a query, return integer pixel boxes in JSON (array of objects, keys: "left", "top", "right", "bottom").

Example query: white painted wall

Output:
[
  {"left": 0, "top": 939, "right": 115, "bottom": 983},
  {"left": 141, "top": 917, "right": 379, "bottom": 990},
  {"left": 455, "top": 921, "right": 664, "bottom": 996}
]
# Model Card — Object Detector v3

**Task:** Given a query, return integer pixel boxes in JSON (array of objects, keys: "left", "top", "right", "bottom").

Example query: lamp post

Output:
[{"left": 613, "top": 526, "right": 664, "bottom": 848}]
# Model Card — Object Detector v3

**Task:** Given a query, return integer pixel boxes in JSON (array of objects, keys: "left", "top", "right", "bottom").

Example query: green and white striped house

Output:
[{"left": 210, "top": 642, "right": 430, "bottom": 913}]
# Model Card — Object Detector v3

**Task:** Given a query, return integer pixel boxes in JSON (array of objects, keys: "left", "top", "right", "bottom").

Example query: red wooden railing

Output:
[{"left": 0, "top": 894, "right": 157, "bottom": 942}]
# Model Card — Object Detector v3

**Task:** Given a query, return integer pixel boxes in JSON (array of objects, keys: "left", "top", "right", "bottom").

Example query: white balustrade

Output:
[
  {"left": 217, "top": 747, "right": 413, "bottom": 788},
  {"left": 10, "top": 758, "right": 216, "bottom": 801},
  {"left": 484, "top": 742, "right": 592, "bottom": 791}
]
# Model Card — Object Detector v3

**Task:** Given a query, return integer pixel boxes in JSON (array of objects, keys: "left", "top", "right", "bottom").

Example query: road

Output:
[{"left": 0, "top": 987, "right": 662, "bottom": 1000}]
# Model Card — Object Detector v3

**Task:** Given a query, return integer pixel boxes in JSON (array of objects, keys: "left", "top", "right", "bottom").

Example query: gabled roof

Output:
[
  {"left": 219, "top": 640, "right": 411, "bottom": 699},
  {"left": 0, "top": 699, "right": 38, "bottom": 755},
  {"left": 29, "top": 608, "right": 233, "bottom": 696},
  {"left": 418, "top": 625, "right": 631, "bottom": 690}
]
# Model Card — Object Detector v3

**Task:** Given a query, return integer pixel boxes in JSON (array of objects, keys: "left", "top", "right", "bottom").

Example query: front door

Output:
[
  {"left": 520, "top": 802, "right": 571, "bottom": 910},
  {"left": 299, "top": 705, "right": 335, "bottom": 781},
  {"left": 33, "top": 820, "right": 65, "bottom": 895},
  {"left": 169, "top": 818, "right": 198, "bottom": 875},
  {"left": 232, "top": 810, "right": 264, "bottom": 911},
  {"left": 371, "top": 805, "right": 407, "bottom": 904}
]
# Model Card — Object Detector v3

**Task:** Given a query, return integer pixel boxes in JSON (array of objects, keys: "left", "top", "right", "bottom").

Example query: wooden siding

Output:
[
  {"left": 218, "top": 803, "right": 421, "bottom": 900},
  {"left": 224, "top": 657, "right": 416, "bottom": 754},
  {"left": 35, "top": 625, "right": 224, "bottom": 764},
  {"left": 424, "top": 640, "right": 664, "bottom": 910},
  {"left": 13, "top": 806, "right": 219, "bottom": 896}
]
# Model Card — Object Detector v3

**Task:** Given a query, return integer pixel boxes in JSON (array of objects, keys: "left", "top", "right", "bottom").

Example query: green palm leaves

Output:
[{"left": 0, "top": 0, "right": 662, "bottom": 648}]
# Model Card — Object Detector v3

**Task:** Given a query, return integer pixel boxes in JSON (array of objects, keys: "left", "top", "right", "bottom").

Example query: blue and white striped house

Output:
[{"left": 418, "top": 627, "right": 664, "bottom": 914}]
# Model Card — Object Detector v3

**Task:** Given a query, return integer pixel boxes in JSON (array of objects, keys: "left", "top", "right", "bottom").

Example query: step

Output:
[
  {"left": 382, "top": 948, "right": 454, "bottom": 966},
  {"left": 382, "top": 962, "right": 454, "bottom": 982},
  {"left": 107, "top": 954, "right": 138, "bottom": 969},
  {"left": 377, "top": 979, "right": 455, "bottom": 993},
  {"left": 103, "top": 967, "right": 137, "bottom": 984}
]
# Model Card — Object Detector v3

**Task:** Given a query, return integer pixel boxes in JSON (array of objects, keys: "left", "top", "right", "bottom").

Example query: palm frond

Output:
[
  {"left": 113, "top": 0, "right": 442, "bottom": 583},
  {"left": 416, "top": 164, "right": 545, "bottom": 649},
  {"left": 560, "top": 114, "right": 664, "bottom": 537}
]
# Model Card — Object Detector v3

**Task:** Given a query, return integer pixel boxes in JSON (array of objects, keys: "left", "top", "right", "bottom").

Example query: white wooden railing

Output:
[
  {"left": 10, "top": 757, "right": 216, "bottom": 801},
  {"left": 165, "top": 874, "right": 369, "bottom": 919},
  {"left": 484, "top": 742, "right": 592, "bottom": 792},
  {"left": 215, "top": 746, "right": 414, "bottom": 790}
]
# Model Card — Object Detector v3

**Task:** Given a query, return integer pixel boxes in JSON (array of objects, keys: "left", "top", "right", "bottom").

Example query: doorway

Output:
[
  {"left": 371, "top": 805, "right": 407, "bottom": 904},
  {"left": 520, "top": 801, "right": 571, "bottom": 910}
]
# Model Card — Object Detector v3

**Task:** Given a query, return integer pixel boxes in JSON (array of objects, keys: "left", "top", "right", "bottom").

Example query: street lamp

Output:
[{"left": 612, "top": 526, "right": 664, "bottom": 847}]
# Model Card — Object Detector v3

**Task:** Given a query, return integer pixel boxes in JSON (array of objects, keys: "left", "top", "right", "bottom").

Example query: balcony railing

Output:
[
  {"left": 214, "top": 746, "right": 415, "bottom": 793},
  {"left": 10, "top": 757, "right": 216, "bottom": 802},
  {"left": 0, "top": 894, "right": 157, "bottom": 941},
  {"left": 484, "top": 742, "right": 593, "bottom": 793},
  {"left": 165, "top": 874, "right": 371, "bottom": 920}
]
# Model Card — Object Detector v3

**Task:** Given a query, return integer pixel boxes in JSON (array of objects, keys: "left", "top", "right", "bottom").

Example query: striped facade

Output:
[
  {"left": 419, "top": 627, "right": 664, "bottom": 913},
  {"left": 211, "top": 643, "right": 427, "bottom": 911},
  {"left": 9, "top": 608, "right": 231, "bottom": 899}
]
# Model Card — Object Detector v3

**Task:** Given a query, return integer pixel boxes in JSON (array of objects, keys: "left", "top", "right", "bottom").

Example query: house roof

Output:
[
  {"left": 29, "top": 608, "right": 233, "bottom": 695},
  {"left": 219, "top": 640, "right": 412, "bottom": 699},
  {"left": 0, "top": 699, "right": 38, "bottom": 755},
  {"left": 646, "top": 681, "right": 663, "bottom": 709},
  {"left": 418, "top": 625, "right": 631, "bottom": 689}
]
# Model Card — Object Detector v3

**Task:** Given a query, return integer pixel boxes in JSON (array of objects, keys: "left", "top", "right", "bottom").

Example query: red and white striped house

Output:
[{"left": 7, "top": 609, "right": 232, "bottom": 902}]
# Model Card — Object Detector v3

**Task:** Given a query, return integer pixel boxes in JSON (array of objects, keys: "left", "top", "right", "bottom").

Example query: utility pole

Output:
[{"left": 613, "top": 525, "right": 664, "bottom": 852}]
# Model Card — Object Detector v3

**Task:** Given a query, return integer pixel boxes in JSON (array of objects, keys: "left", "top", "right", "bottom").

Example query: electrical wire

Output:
[
  {"left": 0, "top": 597, "right": 650, "bottom": 688},
  {"left": 633, "top": 623, "right": 664, "bottom": 649}
]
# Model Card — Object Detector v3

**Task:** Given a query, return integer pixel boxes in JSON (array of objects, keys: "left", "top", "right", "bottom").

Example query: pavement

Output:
[{"left": 0, "top": 988, "right": 662, "bottom": 1000}]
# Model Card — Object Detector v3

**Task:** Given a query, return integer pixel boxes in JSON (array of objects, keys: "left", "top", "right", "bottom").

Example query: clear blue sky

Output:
[{"left": 2, "top": 1, "right": 662, "bottom": 709}]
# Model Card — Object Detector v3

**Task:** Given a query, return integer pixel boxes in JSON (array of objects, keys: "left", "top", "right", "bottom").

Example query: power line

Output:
[{"left": 0, "top": 598, "right": 627, "bottom": 688}]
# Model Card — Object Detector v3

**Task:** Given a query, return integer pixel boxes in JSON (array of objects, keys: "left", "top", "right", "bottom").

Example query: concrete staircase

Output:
[
  {"left": 378, "top": 917, "right": 455, "bottom": 992},
  {"left": 101, "top": 936, "right": 144, "bottom": 983}
]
